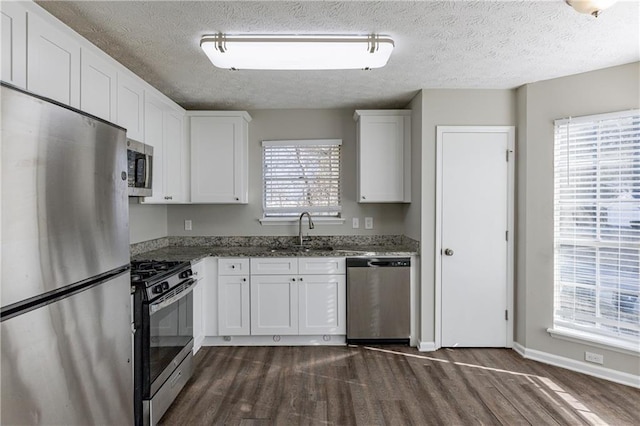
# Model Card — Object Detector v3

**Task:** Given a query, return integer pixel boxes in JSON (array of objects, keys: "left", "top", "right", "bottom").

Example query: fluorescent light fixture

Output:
[{"left": 200, "top": 34, "right": 394, "bottom": 70}]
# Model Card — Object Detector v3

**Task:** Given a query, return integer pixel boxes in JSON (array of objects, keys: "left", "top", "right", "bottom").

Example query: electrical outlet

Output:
[
  {"left": 585, "top": 351, "right": 604, "bottom": 364},
  {"left": 365, "top": 217, "right": 373, "bottom": 229},
  {"left": 352, "top": 217, "right": 360, "bottom": 228},
  {"left": 184, "top": 219, "right": 192, "bottom": 231}
]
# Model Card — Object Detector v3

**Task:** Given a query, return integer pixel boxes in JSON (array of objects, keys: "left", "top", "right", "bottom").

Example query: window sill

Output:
[
  {"left": 547, "top": 327, "right": 640, "bottom": 356},
  {"left": 259, "top": 217, "right": 346, "bottom": 226}
]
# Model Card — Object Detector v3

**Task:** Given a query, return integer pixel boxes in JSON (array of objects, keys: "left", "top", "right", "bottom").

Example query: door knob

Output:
[{"left": 444, "top": 248, "right": 454, "bottom": 256}]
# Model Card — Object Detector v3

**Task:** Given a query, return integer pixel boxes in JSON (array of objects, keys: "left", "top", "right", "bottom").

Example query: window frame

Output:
[
  {"left": 261, "top": 139, "right": 342, "bottom": 220},
  {"left": 551, "top": 109, "right": 640, "bottom": 351}
]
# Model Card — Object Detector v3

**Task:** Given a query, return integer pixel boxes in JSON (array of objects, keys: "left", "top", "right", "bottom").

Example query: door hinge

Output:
[
  {"left": 505, "top": 310, "right": 509, "bottom": 321},
  {"left": 506, "top": 230, "right": 509, "bottom": 241},
  {"left": 506, "top": 149, "right": 509, "bottom": 162}
]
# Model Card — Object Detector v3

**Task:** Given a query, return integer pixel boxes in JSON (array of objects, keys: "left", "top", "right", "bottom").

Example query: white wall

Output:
[
  {"left": 129, "top": 199, "right": 167, "bottom": 243},
  {"left": 517, "top": 62, "right": 640, "bottom": 376},
  {"left": 418, "top": 89, "right": 517, "bottom": 345},
  {"left": 167, "top": 108, "right": 407, "bottom": 237}
]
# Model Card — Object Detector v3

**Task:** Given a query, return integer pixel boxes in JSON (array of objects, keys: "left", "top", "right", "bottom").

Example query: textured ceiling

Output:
[{"left": 36, "top": 0, "right": 640, "bottom": 110}]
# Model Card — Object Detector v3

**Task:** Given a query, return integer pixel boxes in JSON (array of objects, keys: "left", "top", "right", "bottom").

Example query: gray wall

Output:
[
  {"left": 129, "top": 199, "right": 167, "bottom": 243},
  {"left": 167, "top": 108, "right": 407, "bottom": 237},
  {"left": 404, "top": 91, "right": 423, "bottom": 241},
  {"left": 418, "top": 89, "right": 517, "bottom": 344},
  {"left": 516, "top": 62, "right": 640, "bottom": 375}
]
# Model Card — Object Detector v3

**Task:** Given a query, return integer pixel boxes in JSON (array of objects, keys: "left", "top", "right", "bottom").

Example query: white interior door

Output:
[{"left": 437, "top": 126, "right": 514, "bottom": 347}]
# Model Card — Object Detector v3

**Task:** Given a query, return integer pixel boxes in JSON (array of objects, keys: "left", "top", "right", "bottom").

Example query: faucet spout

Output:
[{"left": 298, "top": 212, "right": 314, "bottom": 246}]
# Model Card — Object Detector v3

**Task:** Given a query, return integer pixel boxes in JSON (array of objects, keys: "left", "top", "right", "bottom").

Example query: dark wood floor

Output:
[{"left": 160, "top": 345, "right": 640, "bottom": 425}]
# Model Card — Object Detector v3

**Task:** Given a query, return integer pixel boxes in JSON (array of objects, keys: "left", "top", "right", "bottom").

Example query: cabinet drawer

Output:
[
  {"left": 298, "top": 257, "right": 345, "bottom": 275},
  {"left": 250, "top": 258, "right": 298, "bottom": 275},
  {"left": 218, "top": 258, "right": 250, "bottom": 275}
]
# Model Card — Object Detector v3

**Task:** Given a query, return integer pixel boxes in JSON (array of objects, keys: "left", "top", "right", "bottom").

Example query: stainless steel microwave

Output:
[{"left": 127, "top": 139, "right": 153, "bottom": 197}]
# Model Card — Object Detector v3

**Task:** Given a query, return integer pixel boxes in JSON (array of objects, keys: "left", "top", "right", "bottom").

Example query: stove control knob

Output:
[
  {"left": 180, "top": 269, "right": 193, "bottom": 279},
  {"left": 162, "top": 282, "right": 169, "bottom": 290},
  {"left": 152, "top": 285, "right": 163, "bottom": 294}
]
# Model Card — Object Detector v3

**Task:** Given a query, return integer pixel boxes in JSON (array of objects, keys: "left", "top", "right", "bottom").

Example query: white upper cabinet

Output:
[
  {"left": 354, "top": 110, "right": 411, "bottom": 203},
  {"left": 1, "top": 1, "right": 27, "bottom": 88},
  {"left": 116, "top": 73, "right": 145, "bottom": 142},
  {"left": 27, "top": 11, "right": 80, "bottom": 108},
  {"left": 141, "top": 92, "right": 187, "bottom": 204},
  {"left": 189, "top": 112, "right": 251, "bottom": 204},
  {"left": 80, "top": 49, "right": 117, "bottom": 122}
]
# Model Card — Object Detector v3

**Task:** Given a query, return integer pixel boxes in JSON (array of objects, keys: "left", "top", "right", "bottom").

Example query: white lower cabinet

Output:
[
  {"left": 218, "top": 275, "right": 251, "bottom": 336},
  {"left": 298, "top": 274, "right": 346, "bottom": 335},
  {"left": 191, "top": 260, "right": 205, "bottom": 354},
  {"left": 217, "top": 258, "right": 250, "bottom": 336},
  {"left": 215, "top": 257, "right": 346, "bottom": 341},
  {"left": 250, "top": 275, "right": 299, "bottom": 335}
]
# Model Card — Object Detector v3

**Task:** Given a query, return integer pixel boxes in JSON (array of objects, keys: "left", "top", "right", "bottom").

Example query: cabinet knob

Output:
[
  {"left": 235, "top": 197, "right": 239, "bottom": 201},
  {"left": 164, "top": 196, "right": 173, "bottom": 200},
  {"left": 231, "top": 265, "right": 235, "bottom": 269},
  {"left": 242, "top": 278, "right": 247, "bottom": 282},
  {"left": 362, "top": 196, "right": 366, "bottom": 200},
  {"left": 299, "top": 277, "right": 303, "bottom": 281},
  {"left": 292, "top": 278, "right": 296, "bottom": 282}
]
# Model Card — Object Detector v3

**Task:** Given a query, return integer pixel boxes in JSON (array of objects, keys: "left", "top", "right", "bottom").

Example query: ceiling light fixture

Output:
[
  {"left": 565, "top": 0, "right": 618, "bottom": 17},
  {"left": 200, "top": 34, "right": 394, "bottom": 70}
]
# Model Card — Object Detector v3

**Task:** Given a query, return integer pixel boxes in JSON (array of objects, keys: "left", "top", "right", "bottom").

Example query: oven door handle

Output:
[{"left": 149, "top": 278, "right": 196, "bottom": 314}]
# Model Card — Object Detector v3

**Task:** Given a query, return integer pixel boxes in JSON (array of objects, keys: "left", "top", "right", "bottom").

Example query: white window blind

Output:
[
  {"left": 262, "top": 139, "right": 341, "bottom": 217},
  {"left": 553, "top": 110, "right": 640, "bottom": 344}
]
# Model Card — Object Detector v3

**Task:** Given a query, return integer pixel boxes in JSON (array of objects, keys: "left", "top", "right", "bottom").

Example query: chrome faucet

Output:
[{"left": 298, "top": 212, "right": 314, "bottom": 246}]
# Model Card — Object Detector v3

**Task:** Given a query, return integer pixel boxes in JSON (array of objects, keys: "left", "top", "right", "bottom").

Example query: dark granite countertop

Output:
[{"left": 131, "top": 244, "right": 418, "bottom": 263}]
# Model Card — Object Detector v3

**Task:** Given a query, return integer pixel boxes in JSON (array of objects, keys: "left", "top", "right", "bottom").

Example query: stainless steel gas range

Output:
[{"left": 131, "top": 260, "right": 195, "bottom": 426}]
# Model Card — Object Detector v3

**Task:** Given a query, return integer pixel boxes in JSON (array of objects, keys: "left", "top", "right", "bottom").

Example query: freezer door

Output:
[
  {"left": 1, "top": 272, "right": 134, "bottom": 425},
  {"left": 1, "top": 84, "right": 129, "bottom": 306}
]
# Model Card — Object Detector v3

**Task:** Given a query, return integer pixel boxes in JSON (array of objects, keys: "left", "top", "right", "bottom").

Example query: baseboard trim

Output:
[
  {"left": 513, "top": 343, "right": 639, "bottom": 388},
  {"left": 418, "top": 341, "right": 437, "bottom": 352}
]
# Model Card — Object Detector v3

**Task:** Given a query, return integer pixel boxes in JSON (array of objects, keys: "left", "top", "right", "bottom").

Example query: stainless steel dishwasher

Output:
[{"left": 346, "top": 257, "right": 411, "bottom": 344}]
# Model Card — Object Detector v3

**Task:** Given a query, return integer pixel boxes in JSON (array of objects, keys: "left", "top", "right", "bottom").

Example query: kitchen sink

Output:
[{"left": 269, "top": 246, "right": 334, "bottom": 253}]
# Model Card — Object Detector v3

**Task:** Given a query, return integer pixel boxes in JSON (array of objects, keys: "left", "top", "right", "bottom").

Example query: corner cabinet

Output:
[
  {"left": 189, "top": 112, "right": 251, "bottom": 204},
  {"left": 354, "top": 110, "right": 411, "bottom": 203}
]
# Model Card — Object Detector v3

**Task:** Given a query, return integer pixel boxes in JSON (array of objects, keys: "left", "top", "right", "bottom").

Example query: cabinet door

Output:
[
  {"left": 116, "top": 73, "right": 144, "bottom": 141},
  {"left": 27, "top": 12, "right": 80, "bottom": 107},
  {"left": 250, "top": 275, "right": 298, "bottom": 335},
  {"left": 163, "top": 109, "right": 185, "bottom": 202},
  {"left": 1, "top": 1, "right": 27, "bottom": 88},
  {"left": 358, "top": 115, "right": 406, "bottom": 202},
  {"left": 80, "top": 49, "right": 117, "bottom": 121},
  {"left": 142, "top": 94, "right": 165, "bottom": 202},
  {"left": 298, "top": 275, "right": 346, "bottom": 335},
  {"left": 190, "top": 116, "right": 248, "bottom": 203},
  {"left": 218, "top": 275, "right": 250, "bottom": 336}
]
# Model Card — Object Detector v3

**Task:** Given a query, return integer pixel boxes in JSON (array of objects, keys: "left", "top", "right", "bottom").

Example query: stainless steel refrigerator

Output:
[{"left": 1, "top": 83, "right": 134, "bottom": 424}]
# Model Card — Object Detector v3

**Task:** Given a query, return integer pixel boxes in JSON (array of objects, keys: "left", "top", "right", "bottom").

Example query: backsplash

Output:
[{"left": 131, "top": 235, "right": 419, "bottom": 257}]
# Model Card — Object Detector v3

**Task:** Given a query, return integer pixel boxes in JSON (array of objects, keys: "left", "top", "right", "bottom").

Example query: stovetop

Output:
[{"left": 130, "top": 260, "right": 189, "bottom": 286}]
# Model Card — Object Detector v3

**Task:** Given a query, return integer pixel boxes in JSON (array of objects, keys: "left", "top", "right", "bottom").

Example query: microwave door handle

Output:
[{"left": 145, "top": 155, "right": 152, "bottom": 190}]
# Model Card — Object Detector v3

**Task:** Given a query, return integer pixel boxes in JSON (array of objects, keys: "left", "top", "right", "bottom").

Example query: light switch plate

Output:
[
  {"left": 185, "top": 219, "right": 192, "bottom": 231},
  {"left": 365, "top": 217, "right": 373, "bottom": 229},
  {"left": 352, "top": 217, "right": 360, "bottom": 228}
]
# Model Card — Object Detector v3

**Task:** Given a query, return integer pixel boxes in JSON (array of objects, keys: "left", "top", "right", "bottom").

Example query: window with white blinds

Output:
[
  {"left": 553, "top": 109, "right": 640, "bottom": 345},
  {"left": 262, "top": 139, "right": 341, "bottom": 217}
]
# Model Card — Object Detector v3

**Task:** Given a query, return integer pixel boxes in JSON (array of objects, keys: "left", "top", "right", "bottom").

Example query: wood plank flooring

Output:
[{"left": 159, "top": 346, "right": 640, "bottom": 425}]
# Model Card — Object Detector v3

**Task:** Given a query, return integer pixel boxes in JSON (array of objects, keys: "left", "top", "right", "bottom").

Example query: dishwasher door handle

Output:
[{"left": 368, "top": 260, "right": 392, "bottom": 267}]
